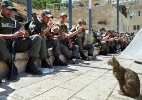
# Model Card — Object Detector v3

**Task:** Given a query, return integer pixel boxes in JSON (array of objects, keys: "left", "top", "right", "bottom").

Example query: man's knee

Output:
[
  {"left": 30, "top": 34, "right": 42, "bottom": 42},
  {"left": 0, "top": 36, "right": 6, "bottom": 44}
]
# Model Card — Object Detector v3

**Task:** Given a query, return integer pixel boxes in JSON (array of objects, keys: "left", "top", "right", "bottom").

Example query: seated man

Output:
[
  {"left": 111, "top": 30, "right": 119, "bottom": 52},
  {"left": 0, "top": 0, "right": 43, "bottom": 80},
  {"left": 106, "top": 30, "right": 116, "bottom": 53},
  {"left": 94, "top": 28, "right": 109, "bottom": 55},
  {"left": 26, "top": 10, "right": 67, "bottom": 69},
  {"left": 54, "top": 13, "right": 83, "bottom": 64},
  {"left": 70, "top": 19, "right": 96, "bottom": 60}
]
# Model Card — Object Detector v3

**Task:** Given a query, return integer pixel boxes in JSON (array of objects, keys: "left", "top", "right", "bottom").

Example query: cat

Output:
[{"left": 107, "top": 56, "right": 140, "bottom": 97}]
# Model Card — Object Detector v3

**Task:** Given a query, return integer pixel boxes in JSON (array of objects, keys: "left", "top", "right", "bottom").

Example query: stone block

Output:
[{"left": 94, "top": 47, "right": 100, "bottom": 56}]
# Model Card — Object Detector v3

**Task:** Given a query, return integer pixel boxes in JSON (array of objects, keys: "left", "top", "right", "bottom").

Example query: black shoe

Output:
[
  {"left": 109, "top": 47, "right": 116, "bottom": 53},
  {"left": 0, "top": 80, "right": 2, "bottom": 84},
  {"left": 25, "top": 64, "right": 42, "bottom": 75},
  {"left": 25, "top": 57, "right": 42, "bottom": 75},
  {"left": 6, "top": 60, "right": 18, "bottom": 81},
  {"left": 41, "top": 59, "right": 52, "bottom": 68},
  {"left": 68, "top": 59, "right": 75, "bottom": 64},
  {"left": 103, "top": 50, "right": 108, "bottom": 56},
  {"left": 53, "top": 58, "right": 68, "bottom": 66},
  {"left": 80, "top": 52, "right": 88, "bottom": 60}
]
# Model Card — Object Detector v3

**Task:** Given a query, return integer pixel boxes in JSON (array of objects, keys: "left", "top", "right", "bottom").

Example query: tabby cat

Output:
[{"left": 107, "top": 56, "right": 140, "bottom": 97}]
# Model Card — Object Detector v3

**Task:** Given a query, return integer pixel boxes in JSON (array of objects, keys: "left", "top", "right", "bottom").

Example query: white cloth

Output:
[{"left": 120, "top": 28, "right": 142, "bottom": 62}]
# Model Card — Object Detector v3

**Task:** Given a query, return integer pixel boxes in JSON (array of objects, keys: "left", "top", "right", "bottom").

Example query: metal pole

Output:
[
  {"left": 26, "top": 0, "right": 32, "bottom": 21},
  {"left": 89, "top": 0, "right": 92, "bottom": 34},
  {"left": 68, "top": 0, "right": 72, "bottom": 29},
  {"left": 117, "top": 0, "right": 119, "bottom": 32}
]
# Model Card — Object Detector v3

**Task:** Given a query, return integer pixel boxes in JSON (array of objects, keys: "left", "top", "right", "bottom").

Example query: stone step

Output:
[{"left": 0, "top": 47, "right": 100, "bottom": 79}]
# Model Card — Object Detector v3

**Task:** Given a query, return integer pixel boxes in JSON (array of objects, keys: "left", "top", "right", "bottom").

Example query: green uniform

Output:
[
  {"left": 70, "top": 27, "right": 94, "bottom": 56},
  {"left": 0, "top": 15, "right": 41, "bottom": 61},
  {"left": 56, "top": 23, "right": 80, "bottom": 59},
  {"left": 27, "top": 17, "right": 61, "bottom": 58},
  {"left": 94, "top": 32, "right": 108, "bottom": 52}
]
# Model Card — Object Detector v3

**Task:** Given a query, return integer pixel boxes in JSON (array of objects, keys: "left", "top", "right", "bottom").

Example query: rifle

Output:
[
  {"left": 11, "top": 21, "right": 21, "bottom": 75},
  {"left": 31, "top": 13, "right": 41, "bottom": 33}
]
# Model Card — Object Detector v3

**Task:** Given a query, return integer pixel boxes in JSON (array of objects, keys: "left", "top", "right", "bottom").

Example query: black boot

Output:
[
  {"left": 41, "top": 59, "right": 52, "bottom": 68},
  {"left": 80, "top": 52, "right": 90, "bottom": 61},
  {"left": 25, "top": 57, "right": 42, "bottom": 75},
  {"left": 5, "top": 60, "right": 18, "bottom": 81},
  {"left": 80, "top": 52, "right": 87, "bottom": 60},
  {"left": 53, "top": 57, "right": 68, "bottom": 66}
]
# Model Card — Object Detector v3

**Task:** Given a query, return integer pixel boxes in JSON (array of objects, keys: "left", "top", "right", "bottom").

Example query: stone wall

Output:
[
  {"left": 50, "top": 4, "right": 129, "bottom": 32},
  {"left": 129, "top": 5, "right": 142, "bottom": 33}
]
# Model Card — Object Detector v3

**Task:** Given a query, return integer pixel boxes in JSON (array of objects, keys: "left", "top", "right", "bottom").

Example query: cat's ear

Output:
[{"left": 112, "top": 55, "right": 116, "bottom": 60}]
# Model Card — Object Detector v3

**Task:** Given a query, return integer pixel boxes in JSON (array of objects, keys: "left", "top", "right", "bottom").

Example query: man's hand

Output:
[
  {"left": 13, "top": 30, "right": 29, "bottom": 38},
  {"left": 68, "top": 41, "right": 72, "bottom": 49},
  {"left": 19, "top": 30, "right": 29, "bottom": 38},
  {"left": 47, "top": 20, "right": 53, "bottom": 30}
]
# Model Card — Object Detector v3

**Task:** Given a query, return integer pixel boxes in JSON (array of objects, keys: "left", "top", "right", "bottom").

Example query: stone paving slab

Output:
[{"left": 0, "top": 54, "right": 142, "bottom": 100}]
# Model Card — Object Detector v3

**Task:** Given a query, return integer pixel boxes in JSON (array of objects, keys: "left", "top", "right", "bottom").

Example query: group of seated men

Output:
[
  {"left": 92, "top": 28, "right": 135, "bottom": 55},
  {"left": 0, "top": 0, "right": 135, "bottom": 83},
  {"left": 0, "top": 0, "right": 96, "bottom": 82}
]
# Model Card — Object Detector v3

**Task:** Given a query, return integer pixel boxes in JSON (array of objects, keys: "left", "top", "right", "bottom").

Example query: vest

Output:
[{"left": 0, "top": 15, "right": 15, "bottom": 34}]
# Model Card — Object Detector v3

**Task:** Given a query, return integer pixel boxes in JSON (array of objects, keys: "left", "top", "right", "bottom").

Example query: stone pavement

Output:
[{"left": 0, "top": 54, "right": 142, "bottom": 100}]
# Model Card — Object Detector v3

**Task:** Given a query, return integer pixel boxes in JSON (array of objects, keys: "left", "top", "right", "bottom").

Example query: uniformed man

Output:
[
  {"left": 118, "top": 32, "right": 126, "bottom": 51},
  {"left": 106, "top": 30, "right": 116, "bottom": 53},
  {"left": 94, "top": 28, "right": 108, "bottom": 55},
  {"left": 26, "top": 10, "right": 67, "bottom": 67},
  {"left": 70, "top": 19, "right": 96, "bottom": 60},
  {"left": 55, "top": 13, "right": 82, "bottom": 64},
  {"left": 0, "top": 0, "right": 43, "bottom": 80},
  {"left": 111, "top": 30, "right": 119, "bottom": 52}
]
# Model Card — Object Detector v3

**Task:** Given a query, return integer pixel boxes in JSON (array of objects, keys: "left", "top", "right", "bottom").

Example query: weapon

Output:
[
  {"left": 31, "top": 13, "right": 41, "bottom": 33},
  {"left": 11, "top": 21, "right": 21, "bottom": 75}
]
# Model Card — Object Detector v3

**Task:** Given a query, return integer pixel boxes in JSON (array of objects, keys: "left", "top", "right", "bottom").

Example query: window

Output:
[
  {"left": 133, "top": 25, "right": 140, "bottom": 30},
  {"left": 98, "top": 21, "right": 108, "bottom": 25},
  {"left": 137, "top": 25, "right": 140, "bottom": 30},
  {"left": 133, "top": 11, "right": 140, "bottom": 16},
  {"left": 133, "top": 25, "right": 136, "bottom": 30}
]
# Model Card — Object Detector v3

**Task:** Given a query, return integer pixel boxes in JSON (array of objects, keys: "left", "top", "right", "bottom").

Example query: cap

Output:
[
  {"left": 78, "top": 19, "right": 84, "bottom": 24},
  {"left": 42, "top": 10, "right": 52, "bottom": 18},
  {"left": 111, "top": 30, "right": 116, "bottom": 33},
  {"left": 1, "top": 0, "right": 16, "bottom": 11},
  {"left": 60, "top": 13, "right": 67, "bottom": 17},
  {"left": 106, "top": 30, "right": 112, "bottom": 33},
  {"left": 100, "top": 27, "right": 106, "bottom": 31}
]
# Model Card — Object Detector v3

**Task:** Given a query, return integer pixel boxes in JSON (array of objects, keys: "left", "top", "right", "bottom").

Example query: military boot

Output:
[
  {"left": 41, "top": 59, "right": 52, "bottom": 68},
  {"left": 6, "top": 60, "right": 18, "bottom": 81},
  {"left": 80, "top": 52, "right": 90, "bottom": 61},
  {"left": 53, "top": 57, "right": 68, "bottom": 66},
  {"left": 41, "top": 59, "right": 54, "bottom": 73},
  {"left": 25, "top": 57, "right": 42, "bottom": 75},
  {"left": 68, "top": 56, "right": 82, "bottom": 64}
]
